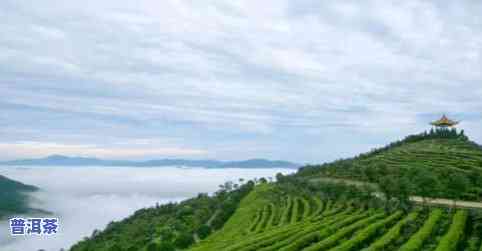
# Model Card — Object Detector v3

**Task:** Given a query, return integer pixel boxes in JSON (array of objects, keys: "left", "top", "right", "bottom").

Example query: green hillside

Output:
[
  {"left": 70, "top": 181, "right": 256, "bottom": 251},
  {"left": 0, "top": 175, "right": 38, "bottom": 219},
  {"left": 69, "top": 129, "right": 482, "bottom": 251},
  {"left": 189, "top": 183, "right": 482, "bottom": 251},
  {"left": 70, "top": 178, "right": 482, "bottom": 251},
  {"left": 297, "top": 129, "right": 482, "bottom": 201}
]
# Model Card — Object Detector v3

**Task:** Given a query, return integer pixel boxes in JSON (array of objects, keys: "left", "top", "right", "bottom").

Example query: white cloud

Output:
[{"left": 1, "top": 0, "right": 482, "bottom": 162}]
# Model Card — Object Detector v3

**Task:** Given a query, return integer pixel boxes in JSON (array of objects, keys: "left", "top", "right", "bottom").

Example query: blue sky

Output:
[{"left": 1, "top": 0, "right": 481, "bottom": 163}]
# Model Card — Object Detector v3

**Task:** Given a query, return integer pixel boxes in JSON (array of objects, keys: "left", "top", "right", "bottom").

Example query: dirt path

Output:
[
  {"left": 193, "top": 232, "right": 201, "bottom": 243},
  {"left": 206, "top": 209, "right": 220, "bottom": 226},
  {"left": 410, "top": 196, "right": 482, "bottom": 209},
  {"left": 310, "top": 177, "right": 482, "bottom": 209}
]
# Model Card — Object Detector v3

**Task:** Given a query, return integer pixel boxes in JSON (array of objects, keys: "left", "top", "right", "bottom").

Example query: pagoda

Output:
[{"left": 430, "top": 114, "right": 459, "bottom": 128}]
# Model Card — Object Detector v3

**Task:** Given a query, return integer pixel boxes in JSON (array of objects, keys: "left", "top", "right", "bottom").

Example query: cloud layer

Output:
[{"left": 1, "top": 0, "right": 482, "bottom": 163}]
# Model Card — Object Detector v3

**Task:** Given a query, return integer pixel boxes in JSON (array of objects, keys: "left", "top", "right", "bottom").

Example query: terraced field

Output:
[
  {"left": 356, "top": 139, "right": 482, "bottom": 173},
  {"left": 189, "top": 184, "right": 482, "bottom": 251},
  {"left": 300, "top": 137, "right": 482, "bottom": 201},
  {"left": 189, "top": 135, "right": 482, "bottom": 251}
]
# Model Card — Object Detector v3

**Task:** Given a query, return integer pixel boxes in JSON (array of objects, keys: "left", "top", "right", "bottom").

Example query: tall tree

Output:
[
  {"left": 446, "top": 172, "right": 470, "bottom": 208},
  {"left": 411, "top": 168, "right": 440, "bottom": 206},
  {"left": 378, "top": 174, "right": 398, "bottom": 213},
  {"left": 393, "top": 175, "right": 414, "bottom": 212}
]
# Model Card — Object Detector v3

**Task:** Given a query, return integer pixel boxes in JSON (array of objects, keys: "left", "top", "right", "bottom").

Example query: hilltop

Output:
[
  {"left": 0, "top": 155, "right": 299, "bottom": 169},
  {"left": 297, "top": 129, "right": 482, "bottom": 201},
  {"left": 69, "top": 129, "right": 482, "bottom": 251}
]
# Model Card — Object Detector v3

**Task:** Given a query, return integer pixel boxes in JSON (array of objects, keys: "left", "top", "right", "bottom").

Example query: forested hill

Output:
[
  {"left": 69, "top": 129, "right": 482, "bottom": 251},
  {"left": 0, "top": 175, "right": 39, "bottom": 219}
]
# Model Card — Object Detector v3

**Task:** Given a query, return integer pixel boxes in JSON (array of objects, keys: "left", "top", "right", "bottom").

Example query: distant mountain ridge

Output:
[{"left": 0, "top": 155, "right": 299, "bottom": 169}]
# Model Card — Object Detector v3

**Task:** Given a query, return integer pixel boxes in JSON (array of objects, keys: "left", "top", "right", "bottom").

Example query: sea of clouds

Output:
[{"left": 0, "top": 166, "right": 294, "bottom": 251}]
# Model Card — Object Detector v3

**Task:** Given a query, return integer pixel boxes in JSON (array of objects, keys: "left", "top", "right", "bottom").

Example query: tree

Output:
[
  {"left": 158, "top": 242, "right": 175, "bottom": 251},
  {"left": 446, "top": 172, "right": 470, "bottom": 208},
  {"left": 146, "top": 243, "right": 158, "bottom": 251},
  {"left": 393, "top": 176, "right": 413, "bottom": 212},
  {"left": 126, "top": 246, "right": 138, "bottom": 251},
  {"left": 375, "top": 165, "right": 408, "bottom": 212},
  {"left": 363, "top": 165, "right": 378, "bottom": 183},
  {"left": 108, "top": 244, "right": 124, "bottom": 251},
  {"left": 412, "top": 168, "right": 440, "bottom": 207},
  {"left": 378, "top": 175, "right": 398, "bottom": 212},
  {"left": 158, "top": 227, "right": 175, "bottom": 242},
  {"left": 197, "top": 225, "right": 212, "bottom": 239},
  {"left": 218, "top": 181, "right": 234, "bottom": 192},
  {"left": 473, "top": 171, "right": 482, "bottom": 187},
  {"left": 359, "top": 184, "right": 377, "bottom": 209},
  {"left": 174, "top": 232, "right": 195, "bottom": 248},
  {"left": 276, "top": 173, "right": 285, "bottom": 182}
]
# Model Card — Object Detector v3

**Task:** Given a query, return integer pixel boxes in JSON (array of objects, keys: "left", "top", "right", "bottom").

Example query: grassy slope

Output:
[
  {"left": 0, "top": 175, "right": 38, "bottom": 218},
  {"left": 356, "top": 138, "right": 482, "bottom": 173}
]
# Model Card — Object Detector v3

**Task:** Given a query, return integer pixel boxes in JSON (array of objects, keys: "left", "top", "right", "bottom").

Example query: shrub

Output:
[
  {"left": 434, "top": 210, "right": 469, "bottom": 251},
  {"left": 145, "top": 243, "right": 158, "bottom": 251},
  {"left": 399, "top": 209, "right": 443, "bottom": 251},
  {"left": 108, "top": 244, "right": 124, "bottom": 251},
  {"left": 330, "top": 211, "right": 403, "bottom": 251},
  {"left": 363, "top": 211, "right": 419, "bottom": 251},
  {"left": 158, "top": 242, "right": 175, "bottom": 251},
  {"left": 174, "top": 232, "right": 195, "bottom": 249},
  {"left": 197, "top": 225, "right": 212, "bottom": 239}
]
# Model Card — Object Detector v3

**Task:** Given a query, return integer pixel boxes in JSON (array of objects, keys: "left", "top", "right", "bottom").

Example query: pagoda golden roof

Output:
[{"left": 430, "top": 115, "right": 459, "bottom": 127}]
